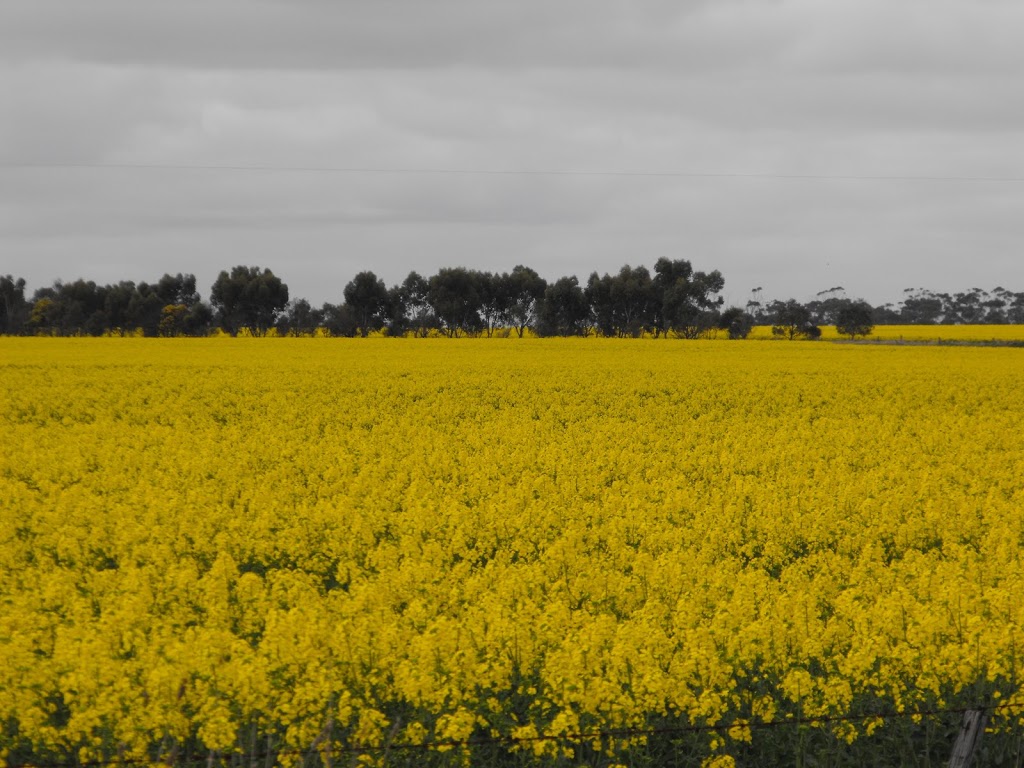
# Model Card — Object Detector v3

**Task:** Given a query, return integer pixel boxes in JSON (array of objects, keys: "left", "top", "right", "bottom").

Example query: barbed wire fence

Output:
[{"left": 8, "top": 700, "right": 1021, "bottom": 768}]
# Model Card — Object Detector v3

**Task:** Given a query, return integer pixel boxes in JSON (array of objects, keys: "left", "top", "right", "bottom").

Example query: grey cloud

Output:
[
  {"left": 1, "top": 1, "right": 718, "bottom": 70},
  {"left": 9, "top": 0, "right": 1021, "bottom": 76},
  {"left": 2, "top": 0, "right": 1023, "bottom": 307},
  {"left": 0, "top": 63, "right": 170, "bottom": 163}
]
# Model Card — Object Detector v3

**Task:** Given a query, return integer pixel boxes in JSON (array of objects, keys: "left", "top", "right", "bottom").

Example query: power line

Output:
[{"left": 3, "top": 161, "right": 1024, "bottom": 183}]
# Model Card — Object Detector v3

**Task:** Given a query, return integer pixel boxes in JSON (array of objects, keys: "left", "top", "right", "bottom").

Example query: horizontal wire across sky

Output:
[{"left": 3, "top": 162, "right": 1024, "bottom": 183}]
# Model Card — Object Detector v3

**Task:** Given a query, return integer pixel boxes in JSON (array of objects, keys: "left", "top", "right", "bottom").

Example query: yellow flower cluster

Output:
[
  {"left": 749, "top": 324, "right": 1024, "bottom": 342},
  {"left": 2, "top": 338, "right": 1023, "bottom": 765}
]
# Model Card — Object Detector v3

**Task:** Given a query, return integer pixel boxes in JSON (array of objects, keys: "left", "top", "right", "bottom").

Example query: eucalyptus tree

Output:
[
  {"left": 343, "top": 271, "right": 390, "bottom": 337},
  {"left": 210, "top": 266, "right": 289, "bottom": 336}
]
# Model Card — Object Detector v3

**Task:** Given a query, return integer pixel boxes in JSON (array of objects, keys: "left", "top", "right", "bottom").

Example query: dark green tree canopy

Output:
[
  {"left": 835, "top": 301, "right": 875, "bottom": 339},
  {"left": 805, "top": 287, "right": 850, "bottom": 326},
  {"left": 586, "top": 265, "right": 657, "bottom": 338},
  {"left": 392, "top": 271, "right": 437, "bottom": 338},
  {"left": 718, "top": 306, "right": 754, "bottom": 339},
  {"left": 503, "top": 265, "right": 548, "bottom": 338},
  {"left": 899, "top": 289, "right": 945, "bottom": 324},
  {"left": 6, "top": 264, "right": 1023, "bottom": 339},
  {"left": 770, "top": 299, "right": 821, "bottom": 341},
  {"left": 653, "top": 258, "right": 725, "bottom": 338},
  {"left": 19, "top": 275, "right": 211, "bottom": 337},
  {"left": 210, "top": 266, "right": 289, "bottom": 336},
  {"left": 537, "top": 276, "right": 590, "bottom": 337},
  {"left": 276, "top": 299, "right": 323, "bottom": 337},
  {"left": 343, "top": 271, "right": 390, "bottom": 337},
  {"left": 1, "top": 275, "right": 29, "bottom": 335},
  {"left": 428, "top": 267, "right": 483, "bottom": 337},
  {"left": 476, "top": 271, "right": 507, "bottom": 338},
  {"left": 320, "top": 302, "right": 358, "bottom": 337},
  {"left": 610, "top": 265, "right": 656, "bottom": 338},
  {"left": 146, "top": 273, "right": 201, "bottom": 308}
]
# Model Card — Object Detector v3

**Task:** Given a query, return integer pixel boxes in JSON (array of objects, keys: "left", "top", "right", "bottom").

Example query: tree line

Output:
[{"left": 2, "top": 266, "right": 1023, "bottom": 339}]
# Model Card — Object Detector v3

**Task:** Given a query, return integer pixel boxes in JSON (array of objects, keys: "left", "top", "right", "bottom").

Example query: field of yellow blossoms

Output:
[
  {"left": 3, "top": 338, "right": 1024, "bottom": 767},
  {"left": 748, "top": 324, "right": 1024, "bottom": 342}
]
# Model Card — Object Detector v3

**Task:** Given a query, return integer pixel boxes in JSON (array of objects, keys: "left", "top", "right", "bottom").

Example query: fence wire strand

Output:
[{"left": 8, "top": 701, "right": 1022, "bottom": 768}]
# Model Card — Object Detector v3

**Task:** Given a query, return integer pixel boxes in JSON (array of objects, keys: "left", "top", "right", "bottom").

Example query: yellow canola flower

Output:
[
  {"left": 2, "top": 337, "right": 1024, "bottom": 764},
  {"left": 749, "top": 323, "right": 1024, "bottom": 342}
]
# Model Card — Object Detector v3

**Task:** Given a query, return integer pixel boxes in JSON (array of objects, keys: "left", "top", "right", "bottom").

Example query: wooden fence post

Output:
[{"left": 948, "top": 709, "right": 987, "bottom": 768}]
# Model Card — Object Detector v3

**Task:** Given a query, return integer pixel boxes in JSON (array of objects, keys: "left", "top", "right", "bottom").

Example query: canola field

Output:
[
  {"left": 2, "top": 338, "right": 1024, "bottom": 767},
  {"left": 748, "top": 324, "right": 1024, "bottom": 342}
]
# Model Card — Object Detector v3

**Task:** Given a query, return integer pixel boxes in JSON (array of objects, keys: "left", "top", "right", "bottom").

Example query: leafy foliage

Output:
[
  {"left": 835, "top": 301, "right": 875, "bottom": 339},
  {"left": 769, "top": 299, "right": 822, "bottom": 340},
  {"left": 343, "top": 272, "right": 390, "bottom": 337},
  {"left": 5, "top": 263, "right": 1024, "bottom": 340},
  {"left": 210, "top": 266, "right": 289, "bottom": 336},
  {"left": 718, "top": 306, "right": 755, "bottom": 339}
]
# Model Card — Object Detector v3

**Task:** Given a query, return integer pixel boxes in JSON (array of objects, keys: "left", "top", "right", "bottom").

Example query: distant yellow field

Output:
[
  {"left": 2, "top": 338, "right": 1023, "bottom": 766},
  {"left": 749, "top": 324, "right": 1024, "bottom": 341}
]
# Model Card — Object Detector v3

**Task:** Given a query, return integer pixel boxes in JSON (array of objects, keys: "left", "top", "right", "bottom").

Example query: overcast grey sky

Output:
[{"left": 2, "top": 0, "right": 1022, "bottom": 307}]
